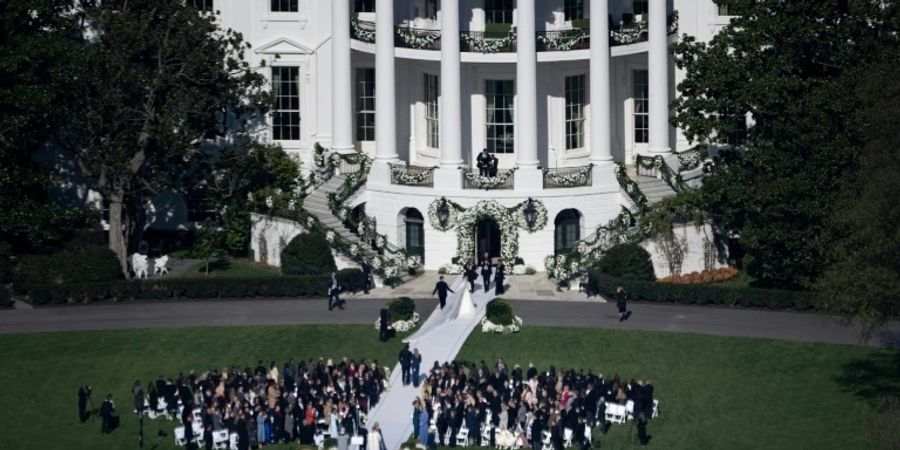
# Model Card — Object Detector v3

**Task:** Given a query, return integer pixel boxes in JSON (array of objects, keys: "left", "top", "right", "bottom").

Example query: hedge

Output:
[
  {"left": 486, "top": 299, "right": 515, "bottom": 325},
  {"left": 281, "top": 231, "right": 336, "bottom": 276},
  {"left": 592, "top": 271, "right": 820, "bottom": 311},
  {"left": 388, "top": 297, "right": 416, "bottom": 321},
  {"left": 16, "top": 246, "right": 122, "bottom": 284},
  {"left": 15, "top": 269, "right": 364, "bottom": 306},
  {"left": 593, "top": 243, "right": 655, "bottom": 281},
  {"left": 0, "top": 286, "right": 11, "bottom": 308}
]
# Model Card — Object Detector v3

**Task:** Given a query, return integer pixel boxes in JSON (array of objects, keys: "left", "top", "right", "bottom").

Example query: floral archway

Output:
[{"left": 428, "top": 198, "right": 547, "bottom": 266}]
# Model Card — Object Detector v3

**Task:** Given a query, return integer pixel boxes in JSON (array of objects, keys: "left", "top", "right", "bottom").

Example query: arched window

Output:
[
  {"left": 404, "top": 208, "right": 425, "bottom": 262},
  {"left": 554, "top": 209, "right": 581, "bottom": 254}
]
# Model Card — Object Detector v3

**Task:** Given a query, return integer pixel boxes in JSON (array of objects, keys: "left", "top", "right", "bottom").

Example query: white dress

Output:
[{"left": 457, "top": 289, "right": 476, "bottom": 318}]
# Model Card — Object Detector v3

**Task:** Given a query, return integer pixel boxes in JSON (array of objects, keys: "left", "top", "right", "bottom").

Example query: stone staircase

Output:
[{"left": 626, "top": 167, "right": 678, "bottom": 204}]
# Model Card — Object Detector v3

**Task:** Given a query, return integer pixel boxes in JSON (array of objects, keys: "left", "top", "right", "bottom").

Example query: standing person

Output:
[
  {"left": 379, "top": 308, "right": 390, "bottom": 342},
  {"left": 464, "top": 262, "right": 478, "bottom": 293},
  {"left": 479, "top": 251, "right": 491, "bottom": 266},
  {"left": 328, "top": 272, "right": 344, "bottom": 311},
  {"left": 182, "top": 403, "right": 194, "bottom": 445},
  {"left": 489, "top": 154, "right": 499, "bottom": 177},
  {"left": 78, "top": 385, "right": 91, "bottom": 423},
  {"left": 399, "top": 344, "right": 413, "bottom": 386},
  {"left": 132, "top": 380, "right": 144, "bottom": 416},
  {"left": 361, "top": 259, "right": 373, "bottom": 294},
  {"left": 495, "top": 261, "right": 506, "bottom": 295},
  {"left": 368, "top": 423, "right": 385, "bottom": 450},
  {"left": 477, "top": 149, "right": 491, "bottom": 176},
  {"left": 99, "top": 394, "right": 115, "bottom": 433},
  {"left": 432, "top": 276, "right": 454, "bottom": 309},
  {"left": 412, "top": 400, "right": 422, "bottom": 441},
  {"left": 636, "top": 412, "right": 649, "bottom": 446},
  {"left": 418, "top": 405, "right": 430, "bottom": 447},
  {"left": 411, "top": 349, "right": 422, "bottom": 388},
  {"left": 481, "top": 262, "right": 492, "bottom": 292},
  {"left": 615, "top": 286, "right": 630, "bottom": 322}
]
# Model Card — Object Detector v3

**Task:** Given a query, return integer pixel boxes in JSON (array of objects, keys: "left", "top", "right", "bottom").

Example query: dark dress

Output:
[{"left": 495, "top": 264, "right": 506, "bottom": 295}]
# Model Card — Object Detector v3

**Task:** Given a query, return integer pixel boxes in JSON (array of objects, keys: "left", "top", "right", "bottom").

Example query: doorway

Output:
[{"left": 476, "top": 218, "right": 501, "bottom": 263}]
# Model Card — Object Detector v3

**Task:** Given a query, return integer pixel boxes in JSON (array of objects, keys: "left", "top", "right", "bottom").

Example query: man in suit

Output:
[
  {"left": 477, "top": 148, "right": 492, "bottom": 176},
  {"left": 495, "top": 262, "right": 506, "bottom": 295},
  {"left": 78, "top": 385, "right": 92, "bottom": 423},
  {"left": 489, "top": 154, "right": 499, "bottom": 177},
  {"left": 432, "top": 276, "right": 454, "bottom": 309},
  {"left": 616, "top": 286, "right": 629, "bottom": 321},
  {"left": 361, "top": 259, "right": 373, "bottom": 294},
  {"left": 481, "top": 263, "right": 492, "bottom": 292},
  {"left": 379, "top": 308, "right": 390, "bottom": 342},
  {"left": 328, "top": 272, "right": 344, "bottom": 311},
  {"left": 99, "top": 394, "right": 116, "bottom": 433},
  {"left": 399, "top": 344, "right": 413, "bottom": 386}
]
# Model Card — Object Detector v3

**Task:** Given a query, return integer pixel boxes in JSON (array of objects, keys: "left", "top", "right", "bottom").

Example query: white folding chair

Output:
[
  {"left": 652, "top": 399, "right": 659, "bottom": 418},
  {"left": 605, "top": 404, "right": 626, "bottom": 424},
  {"left": 212, "top": 429, "right": 229, "bottom": 450},
  {"left": 174, "top": 426, "right": 186, "bottom": 446},
  {"left": 154, "top": 255, "right": 170, "bottom": 275},
  {"left": 192, "top": 422, "right": 203, "bottom": 441},
  {"left": 563, "top": 428, "right": 573, "bottom": 448},
  {"left": 540, "top": 430, "right": 552, "bottom": 450},
  {"left": 625, "top": 400, "right": 635, "bottom": 421},
  {"left": 583, "top": 425, "right": 591, "bottom": 443},
  {"left": 456, "top": 426, "right": 469, "bottom": 447},
  {"left": 228, "top": 433, "right": 238, "bottom": 450},
  {"left": 481, "top": 425, "right": 493, "bottom": 447}
]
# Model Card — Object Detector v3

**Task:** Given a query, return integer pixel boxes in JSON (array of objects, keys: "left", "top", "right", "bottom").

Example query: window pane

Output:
[
  {"left": 272, "top": 67, "right": 301, "bottom": 141},
  {"left": 356, "top": 68, "right": 376, "bottom": 141},
  {"left": 633, "top": 70, "right": 649, "bottom": 144}
]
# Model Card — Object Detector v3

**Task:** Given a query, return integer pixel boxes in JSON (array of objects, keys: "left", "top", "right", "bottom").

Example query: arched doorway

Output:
[
  {"left": 404, "top": 208, "right": 425, "bottom": 263},
  {"left": 476, "top": 217, "right": 501, "bottom": 263},
  {"left": 554, "top": 209, "right": 582, "bottom": 254}
]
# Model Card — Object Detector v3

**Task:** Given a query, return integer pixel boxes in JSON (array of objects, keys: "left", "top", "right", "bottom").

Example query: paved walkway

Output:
[{"left": 360, "top": 272, "right": 594, "bottom": 302}]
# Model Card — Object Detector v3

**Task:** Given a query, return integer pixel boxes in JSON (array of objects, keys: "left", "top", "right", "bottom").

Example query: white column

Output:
[
  {"left": 515, "top": 0, "right": 539, "bottom": 168},
  {"left": 589, "top": 0, "right": 613, "bottom": 165},
  {"left": 374, "top": 0, "right": 398, "bottom": 162},
  {"left": 440, "top": 0, "right": 463, "bottom": 167},
  {"left": 331, "top": 0, "right": 354, "bottom": 154},
  {"left": 648, "top": 0, "right": 670, "bottom": 154}
]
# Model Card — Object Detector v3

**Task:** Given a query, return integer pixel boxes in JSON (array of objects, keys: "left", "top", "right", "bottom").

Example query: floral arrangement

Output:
[
  {"left": 676, "top": 144, "right": 708, "bottom": 171},
  {"left": 461, "top": 30, "right": 516, "bottom": 53},
  {"left": 634, "top": 154, "right": 685, "bottom": 191},
  {"left": 658, "top": 267, "right": 739, "bottom": 284},
  {"left": 463, "top": 167, "right": 517, "bottom": 189},
  {"left": 396, "top": 27, "right": 440, "bottom": 49},
  {"left": 537, "top": 28, "right": 587, "bottom": 51},
  {"left": 350, "top": 17, "right": 375, "bottom": 43},
  {"left": 427, "top": 198, "right": 548, "bottom": 267},
  {"left": 390, "top": 164, "right": 436, "bottom": 186},
  {"left": 542, "top": 165, "right": 592, "bottom": 188},
  {"left": 438, "top": 263, "right": 463, "bottom": 275},
  {"left": 481, "top": 315, "right": 523, "bottom": 334},
  {"left": 374, "top": 311, "right": 421, "bottom": 333},
  {"left": 609, "top": 11, "right": 678, "bottom": 45},
  {"left": 615, "top": 164, "right": 649, "bottom": 212}
]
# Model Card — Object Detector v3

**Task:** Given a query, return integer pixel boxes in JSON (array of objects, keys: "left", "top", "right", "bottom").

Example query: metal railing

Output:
[
  {"left": 460, "top": 30, "right": 517, "bottom": 53},
  {"left": 462, "top": 168, "right": 515, "bottom": 190},
  {"left": 390, "top": 165, "right": 435, "bottom": 187},
  {"left": 542, "top": 165, "right": 593, "bottom": 189},
  {"left": 536, "top": 30, "right": 590, "bottom": 52},
  {"left": 339, "top": 158, "right": 364, "bottom": 175},
  {"left": 395, "top": 25, "right": 442, "bottom": 50}
]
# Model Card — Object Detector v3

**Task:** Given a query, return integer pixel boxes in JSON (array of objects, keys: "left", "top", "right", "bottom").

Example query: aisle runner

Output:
[{"left": 366, "top": 274, "right": 496, "bottom": 450}]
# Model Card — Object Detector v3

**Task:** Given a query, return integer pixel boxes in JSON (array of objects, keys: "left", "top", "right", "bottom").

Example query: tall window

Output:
[
  {"left": 271, "top": 0, "right": 298, "bottom": 13},
  {"left": 633, "top": 70, "right": 649, "bottom": 144},
  {"left": 356, "top": 68, "right": 376, "bottom": 141},
  {"left": 424, "top": 74, "right": 440, "bottom": 149},
  {"left": 188, "top": 0, "right": 213, "bottom": 12},
  {"left": 554, "top": 209, "right": 581, "bottom": 254},
  {"left": 565, "top": 75, "right": 586, "bottom": 150},
  {"left": 405, "top": 209, "right": 425, "bottom": 260},
  {"left": 633, "top": 0, "right": 648, "bottom": 15},
  {"left": 564, "top": 0, "right": 584, "bottom": 21},
  {"left": 424, "top": 0, "right": 438, "bottom": 20},
  {"left": 485, "top": 80, "right": 515, "bottom": 154},
  {"left": 355, "top": 0, "right": 375, "bottom": 13},
  {"left": 716, "top": 1, "right": 745, "bottom": 16},
  {"left": 272, "top": 67, "right": 301, "bottom": 141},
  {"left": 485, "top": 0, "right": 514, "bottom": 24}
]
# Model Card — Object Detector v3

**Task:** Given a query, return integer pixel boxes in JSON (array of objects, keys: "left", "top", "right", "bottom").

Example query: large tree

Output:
[
  {"left": 671, "top": 0, "right": 898, "bottom": 288},
  {"left": 817, "top": 47, "right": 900, "bottom": 338},
  {"left": 63, "top": 1, "right": 269, "bottom": 274},
  {"left": 0, "top": 0, "right": 91, "bottom": 250}
]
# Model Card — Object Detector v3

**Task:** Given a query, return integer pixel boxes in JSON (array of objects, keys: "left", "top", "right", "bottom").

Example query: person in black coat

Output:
[
  {"left": 574, "top": 416, "right": 590, "bottom": 450},
  {"left": 379, "top": 308, "right": 391, "bottom": 342},
  {"left": 361, "top": 259, "right": 373, "bottom": 294},
  {"left": 432, "top": 276, "right": 454, "bottom": 309},
  {"left": 615, "top": 286, "right": 630, "bottom": 321},
  {"left": 494, "top": 262, "right": 506, "bottom": 295},
  {"left": 78, "top": 385, "right": 92, "bottom": 423},
  {"left": 328, "top": 272, "right": 344, "bottom": 311},
  {"left": 464, "top": 262, "right": 478, "bottom": 293},
  {"left": 477, "top": 149, "right": 492, "bottom": 176},
  {"left": 182, "top": 404, "right": 194, "bottom": 445},
  {"left": 489, "top": 154, "right": 499, "bottom": 177},
  {"left": 99, "top": 394, "right": 116, "bottom": 433},
  {"left": 636, "top": 412, "right": 650, "bottom": 446},
  {"left": 399, "top": 344, "right": 413, "bottom": 386},
  {"left": 480, "top": 263, "right": 492, "bottom": 292}
]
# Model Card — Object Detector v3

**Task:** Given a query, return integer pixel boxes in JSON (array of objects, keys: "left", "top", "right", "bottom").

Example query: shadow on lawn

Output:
[{"left": 835, "top": 351, "right": 900, "bottom": 405}]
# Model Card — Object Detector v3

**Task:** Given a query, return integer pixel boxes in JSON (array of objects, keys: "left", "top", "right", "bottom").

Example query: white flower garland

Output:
[
  {"left": 543, "top": 166, "right": 591, "bottom": 187},
  {"left": 461, "top": 30, "right": 517, "bottom": 53},
  {"left": 463, "top": 168, "right": 516, "bottom": 189},
  {"left": 396, "top": 27, "right": 440, "bottom": 49},
  {"left": 374, "top": 311, "right": 420, "bottom": 333},
  {"left": 439, "top": 263, "right": 463, "bottom": 274},
  {"left": 390, "top": 165, "right": 435, "bottom": 185},
  {"left": 537, "top": 29, "right": 587, "bottom": 51},
  {"left": 480, "top": 316, "right": 523, "bottom": 334},
  {"left": 351, "top": 18, "right": 375, "bottom": 43}
]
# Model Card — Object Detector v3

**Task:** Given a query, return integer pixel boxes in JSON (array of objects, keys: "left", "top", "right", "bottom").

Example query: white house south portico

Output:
[{"left": 228, "top": 1, "right": 735, "bottom": 276}]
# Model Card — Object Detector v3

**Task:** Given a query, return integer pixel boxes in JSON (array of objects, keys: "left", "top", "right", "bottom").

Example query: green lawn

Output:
[
  {"left": 181, "top": 258, "right": 281, "bottom": 278},
  {"left": 0, "top": 325, "right": 895, "bottom": 450}
]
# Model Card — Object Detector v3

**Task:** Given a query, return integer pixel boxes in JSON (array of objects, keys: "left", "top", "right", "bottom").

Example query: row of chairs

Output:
[
  {"left": 606, "top": 399, "right": 660, "bottom": 425},
  {"left": 174, "top": 426, "right": 230, "bottom": 449}
]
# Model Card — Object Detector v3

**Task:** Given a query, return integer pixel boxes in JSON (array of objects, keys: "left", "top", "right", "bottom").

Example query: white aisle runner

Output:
[{"left": 366, "top": 274, "right": 496, "bottom": 450}]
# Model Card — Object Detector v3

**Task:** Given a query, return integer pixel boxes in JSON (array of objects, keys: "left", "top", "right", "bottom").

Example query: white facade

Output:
[{"left": 217, "top": 0, "right": 735, "bottom": 273}]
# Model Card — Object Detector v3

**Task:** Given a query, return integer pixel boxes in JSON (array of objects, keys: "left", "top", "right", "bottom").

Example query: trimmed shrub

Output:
[
  {"left": 594, "top": 243, "right": 655, "bottom": 281},
  {"left": 0, "top": 241, "right": 11, "bottom": 283},
  {"left": 15, "top": 246, "right": 122, "bottom": 284},
  {"left": 388, "top": 297, "right": 415, "bottom": 321},
  {"left": 592, "top": 271, "right": 820, "bottom": 311},
  {"left": 281, "top": 232, "right": 336, "bottom": 276},
  {"left": 0, "top": 286, "right": 11, "bottom": 308},
  {"left": 486, "top": 299, "right": 515, "bottom": 325},
  {"left": 337, "top": 268, "right": 365, "bottom": 293}
]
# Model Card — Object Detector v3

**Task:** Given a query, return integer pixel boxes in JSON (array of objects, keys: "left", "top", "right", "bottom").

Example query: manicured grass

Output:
[
  {"left": 458, "top": 327, "right": 898, "bottom": 450},
  {"left": 0, "top": 325, "right": 895, "bottom": 449},
  {"left": 181, "top": 258, "right": 281, "bottom": 278},
  {"left": 0, "top": 325, "right": 401, "bottom": 450}
]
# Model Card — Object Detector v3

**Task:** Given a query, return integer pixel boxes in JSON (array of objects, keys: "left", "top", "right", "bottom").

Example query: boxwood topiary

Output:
[
  {"left": 387, "top": 296, "right": 416, "bottom": 321},
  {"left": 281, "top": 231, "right": 336, "bottom": 275},
  {"left": 15, "top": 246, "right": 122, "bottom": 284},
  {"left": 486, "top": 299, "right": 515, "bottom": 325},
  {"left": 594, "top": 243, "right": 655, "bottom": 281}
]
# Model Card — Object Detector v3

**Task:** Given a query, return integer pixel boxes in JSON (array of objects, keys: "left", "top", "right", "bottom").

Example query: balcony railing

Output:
[
  {"left": 350, "top": 18, "right": 375, "bottom": 43},
  {"left": 462, "top": 167, "right": 516, "bottom": 190},
  {"left": 395, "top": 25, "right": 442, "bottom": 50},
  {"left": 390, "top": 164, "right": 435, "bottom": 187},
  {"left": 460, "top": 30, "right": 517, "bottom": 53},
  {"left": 536, "top": 29, "right": 590, "bottom": 51},
  {"left": 542, "top": 165, "right": 593, "bottom": 189}
]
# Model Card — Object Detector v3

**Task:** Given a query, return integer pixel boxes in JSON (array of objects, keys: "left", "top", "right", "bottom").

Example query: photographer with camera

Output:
[{"left": 77, "top": 385, "right": 93, "bottom": 423}]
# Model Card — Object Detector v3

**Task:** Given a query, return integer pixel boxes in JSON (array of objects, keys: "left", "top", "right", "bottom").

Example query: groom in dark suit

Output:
[
  {"left": 432, "top": 276, "right": 454, "bottom": 309},
  {"left": 480, "top": 263, "right": 492, "bottom": 292}
]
